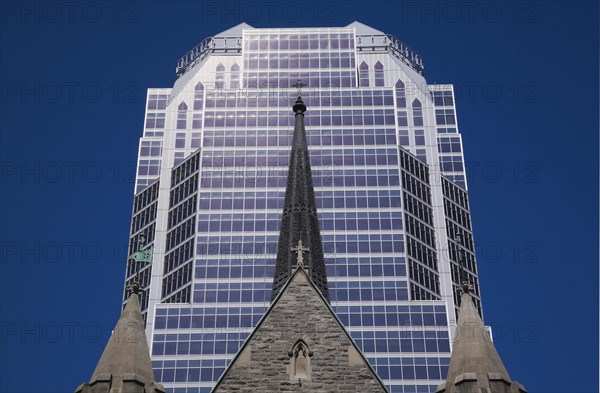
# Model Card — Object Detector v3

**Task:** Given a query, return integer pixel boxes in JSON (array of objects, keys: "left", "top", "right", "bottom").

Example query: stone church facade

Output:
[{"left": 213, "top": 268, "right": 387, "bottom": 392}]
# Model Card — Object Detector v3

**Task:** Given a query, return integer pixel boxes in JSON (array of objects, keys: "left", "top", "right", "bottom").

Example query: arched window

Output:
[
  {"left": 176, "top": 102, "right": 188, "bottom": 129},
  {"left": 359, "top": 61, "right": 369, "bottom": 87},
  {"left": 288, "top": 340, "right": 312, "bottom": 381},
  {"left": 374, "top": 61, "right": 384, "bottom": 87},
  {"left": 193, "top": 82, "right": 204, "bottom": 110},
  {"left": 395, "top": 79, "right": 406, "bottom": 108},
  {"left": 412, "top": 98, "right": 423, "bottom": 126},
  {"left": 230, "top": 63, "right": 240, "bottom": 89},
  {"left": 215, "top": 63, "right": 225, "bottom": 89}
]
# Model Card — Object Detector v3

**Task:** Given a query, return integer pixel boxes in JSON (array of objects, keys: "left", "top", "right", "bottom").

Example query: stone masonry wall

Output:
[{"left": 214, "top": 271, "right": 387, "bottom": 393}]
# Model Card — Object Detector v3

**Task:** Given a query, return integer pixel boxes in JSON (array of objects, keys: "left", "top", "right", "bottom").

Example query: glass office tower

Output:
[{"left": 125, "top": 22, "right": 481, "bottom": 393}]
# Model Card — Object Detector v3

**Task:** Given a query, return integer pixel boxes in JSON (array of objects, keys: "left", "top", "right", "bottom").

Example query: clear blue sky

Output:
[{"left": 1, "top": 1, "right": 598, "bottom": 392}]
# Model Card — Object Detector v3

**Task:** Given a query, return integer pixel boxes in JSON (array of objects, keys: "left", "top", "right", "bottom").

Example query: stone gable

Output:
[{"left": 213, "top": 269, "right": 388, "bottom": 392}]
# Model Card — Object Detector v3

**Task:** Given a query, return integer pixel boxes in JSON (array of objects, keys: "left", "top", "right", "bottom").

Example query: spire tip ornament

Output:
[
  {"left": 291, "top": 79, "right": 306, "bottom": 113},
  {"left": 458, "top": 281, "right": 473, "bottom": 295},
  {"left": 291, "top": 79, "right": 305, "bottom": 96},
  {"left": 291, "top": 240, "right": 310, "bottom": 268}
]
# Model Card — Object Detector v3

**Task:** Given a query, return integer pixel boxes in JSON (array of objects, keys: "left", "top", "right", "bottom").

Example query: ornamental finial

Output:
[
  {"left": 126, "top": 280, "right": 144, "bottom": 295},
  {"left": 458, "top": 281, "right": 473, "bottom": 295},
  {"left": 291, "top": 80, "right": 307, "bottom": 113},
  {"left": 291, "top": 240, "right": 310, "bottom": 268},
  {"left": 291, "top": 79, "right": 305, "bottom": 97}
]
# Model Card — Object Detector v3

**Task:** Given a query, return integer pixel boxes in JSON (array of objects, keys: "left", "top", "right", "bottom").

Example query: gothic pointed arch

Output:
[
  {"left": 374, "top": 61, "right": 384, "bottom": 86},
  {"left": 359, "top": 61, "right": 369, "bottom": 87},
  {"left": 194, "top": 81, "right": 204, "bottom": 110},
  {"left": 177, "top": 101, "right": 188, "bottom": 129},
  {"left": 215, "top": 63, "right": 225, "bottom": 89},
  {"left": 395, "top": 79, "right": 406, "bottom": 107},
  {"left": 412, "top": 98, "right": 423, "bottom": 127},
  {"left": 230, "top": 63, "right": 240, "bottom": 89},
  {"left": 288, "top": 339, "right": 313, "bottom": 381}
]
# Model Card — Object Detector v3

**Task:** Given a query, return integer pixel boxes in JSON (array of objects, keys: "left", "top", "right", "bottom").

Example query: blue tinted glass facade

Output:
[{"left": 125, "top": 25, "right": 481, "bottom": 393}]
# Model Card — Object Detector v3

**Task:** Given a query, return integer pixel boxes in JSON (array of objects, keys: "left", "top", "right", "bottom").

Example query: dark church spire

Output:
[{"left": 272, "top": 94, "right": 329, "bottom": 301}]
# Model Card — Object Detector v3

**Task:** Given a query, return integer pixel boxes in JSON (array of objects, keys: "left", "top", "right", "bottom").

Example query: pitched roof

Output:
[
  {"left": 345, "top": 21, "right": 385, "bottom": 35},
  {"left": 213, "top": 266, "right": 388, "bottom": 392},
  {"left": 215, "top": 22, "right": 254, "bottom": 37}
]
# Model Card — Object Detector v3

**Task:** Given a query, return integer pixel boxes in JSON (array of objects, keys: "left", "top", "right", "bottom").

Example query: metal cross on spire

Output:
[
  {"left": 291, "top": 79, "right": 306, "bottom": 97},
  {"left": 291, "top": 240, "right": 310, "bottom": 268}
]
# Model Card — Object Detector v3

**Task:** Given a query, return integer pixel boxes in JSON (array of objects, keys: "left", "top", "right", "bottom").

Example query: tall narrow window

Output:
[
  {"left": 230, "top": 63, "right": 240, "bottom": 89},
  {"left": 412, "top": 98, "right": 423, "bottom": 126},
  {"left": 177, "top": 102, "right": 188, "bottom": 129},
  {"left": 193, "top": 82, "right": 204, "bottom": 110},
  {"left": 395, "top": 79, "right": 406, "bottom": 107},
  {"left": 374, "top": 61, "right": 384, "bottom": 86},
  {"left": 359, "top": 62, "right": 369, "bottom": 87},
  {"left": 215, "top": 63, "right": 225, "bottom": 89}
]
